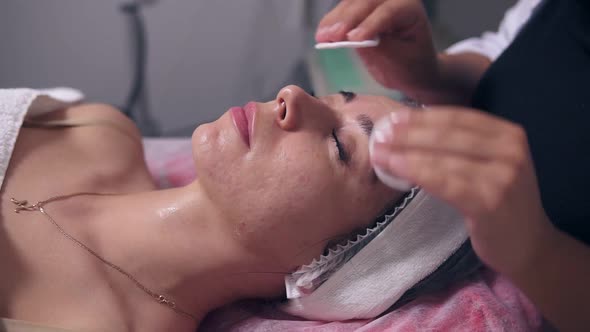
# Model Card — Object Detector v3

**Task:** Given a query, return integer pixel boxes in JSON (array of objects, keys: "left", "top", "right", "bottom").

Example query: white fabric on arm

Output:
[
  {"left": 445, "top": 0, "right": 544, "bottom": 61},
  {"left": 0, "top": 88, "right": 83, "bottom": 189}
]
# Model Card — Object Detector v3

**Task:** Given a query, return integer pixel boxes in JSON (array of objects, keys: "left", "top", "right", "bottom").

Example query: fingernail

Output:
[
  {"left": 371, "top": 143, "right": 390, "bottom": 168},
  {"left": 328, "top": 22, "right": 344, "bottom": 34},
  {"left": 390, "top": 109, "right": 410, "bottom": 125},
  {"left": 347, "top": 27, "right": 365, "bottom": 40},
  {"left": 316, "top": 26, "right": 330, "bottom": 40},
  {"left": 387, "top": 154, "right": 408, "bottom": 175},
  {"left": 373, "top": 120, "right": 394, "bottom": 143},
  {"left": 371, "top": 144, "right": 407, "bottom": 175}
]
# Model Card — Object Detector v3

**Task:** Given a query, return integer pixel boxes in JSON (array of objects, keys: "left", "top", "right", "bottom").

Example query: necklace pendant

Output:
[
  {"left": 10, "top": 198, "right": 39, "bottom": 213},
  {"left": 157, "top": 295, "right": 176, "bottom": 308},
  {"left": 8, "top": 192, "right": 196, "bottom": 321}
]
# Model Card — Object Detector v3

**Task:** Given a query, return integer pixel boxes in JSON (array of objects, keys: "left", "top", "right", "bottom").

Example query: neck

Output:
[{"left": 84, "top": 182, "right": 286, "bottom": 327}]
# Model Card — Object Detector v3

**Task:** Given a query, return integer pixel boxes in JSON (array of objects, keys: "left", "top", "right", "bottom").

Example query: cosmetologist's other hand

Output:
[
  {"left": 316, "top": 0, "right": 441, "bottom": 99},
  {"left": 370, "top": 106, "right": 557, "bottom": 277}
]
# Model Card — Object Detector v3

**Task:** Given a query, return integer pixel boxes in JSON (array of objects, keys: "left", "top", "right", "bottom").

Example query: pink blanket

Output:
[
  {"left": 142, "top": 138, "right": 542, "bottom": 332},
  {"left": 143, "top": 138, "right": 196, "bottom": 188},
  {"left": 199, "top": 271, "right": 541, "bottom": 332}
]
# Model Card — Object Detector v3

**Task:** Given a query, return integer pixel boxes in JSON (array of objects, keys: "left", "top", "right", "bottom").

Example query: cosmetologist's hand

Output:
[
  {"left": 316, "top": 0, "right": 441, "bottom": 97},
  {"left": 370, "top": 106, "right": 557, "bottom": 276}
]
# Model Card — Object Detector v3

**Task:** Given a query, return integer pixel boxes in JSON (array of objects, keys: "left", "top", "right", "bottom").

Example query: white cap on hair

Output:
[{"left": 283, "top": 189, "right": 469, "bottom": 320}]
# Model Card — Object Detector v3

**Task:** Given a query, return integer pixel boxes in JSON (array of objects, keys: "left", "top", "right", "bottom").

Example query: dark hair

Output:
[
  {"left": 373, "top": 192, "right": 483, "bottom": 311},
  {"left": 388, "top": 240, "right": 482, "bottom": 311}
]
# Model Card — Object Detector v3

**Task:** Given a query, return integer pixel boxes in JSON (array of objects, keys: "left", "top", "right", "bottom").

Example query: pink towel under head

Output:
[
  {"left": 143, "top": 138, "right": 197, "bottom": 188},
  {"left": 142, "top": 138, "right": 541, "bottom": 331},
  {"left": 199, "top": 270, "right": 541, "bottom": 332}
]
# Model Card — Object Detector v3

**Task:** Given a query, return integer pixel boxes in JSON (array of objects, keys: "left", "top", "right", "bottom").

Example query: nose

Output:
[{"left": 275, "top": 85, "right": 313, "bottom": 131}]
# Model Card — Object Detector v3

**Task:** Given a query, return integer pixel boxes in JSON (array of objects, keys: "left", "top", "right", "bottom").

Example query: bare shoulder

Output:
[
  {"left": 27, "top": 103, "right": 155, "bottom": 191},
  {"left": 33, "top": 103, "right": 142, "bottom": 141}
]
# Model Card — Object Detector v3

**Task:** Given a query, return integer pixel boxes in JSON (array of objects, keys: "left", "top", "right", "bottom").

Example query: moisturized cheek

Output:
[
  {"left": 157, "top": 206, "right": 179, "bottom": 220},
  {"left": 197, "top": 131, "right": 209, "bottom": 145},
  {"left": 194, "top": 123, "right": 215, "bottom": 148}
]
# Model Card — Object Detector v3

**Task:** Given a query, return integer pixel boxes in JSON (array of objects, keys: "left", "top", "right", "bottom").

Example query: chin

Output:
[
  {"left": 191, "top": 118, "right": 245, "bottom": 183},
  {"left": 191, "top": 122, "right": 219, "bottom": 168}
]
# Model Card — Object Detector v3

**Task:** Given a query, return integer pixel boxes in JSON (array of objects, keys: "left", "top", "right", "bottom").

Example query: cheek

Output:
[
  {"left": 248, "top": 157, "right": 326, "bottom": 227},
  {"left": 194, "top": 129, "right": 347, "bottom": 263},
  {"left": 236, "top": 149, "right": 339, "bottom": 256},
  {"left": 192, "top": 121, "right": 244, "bottom": 191},
  {"left": 192, "top": 123, "right": 221, "bottom": 173}
]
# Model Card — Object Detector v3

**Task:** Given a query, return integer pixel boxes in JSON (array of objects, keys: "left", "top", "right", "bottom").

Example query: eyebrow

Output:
[
  {"left": 336, "top": 91, "right": 372, "bottom": 136},
  {"left": 355, "top": 114, "right": 379, "bottom": 184},
  {"left": 339, "top": 91, "right": 356, "bottom": 103},
  {"left": 335, "top": 92, "right": 379, "bottom": 183},
  {"left": 356, "top": 114, "right": 374, "bottom": 138}
]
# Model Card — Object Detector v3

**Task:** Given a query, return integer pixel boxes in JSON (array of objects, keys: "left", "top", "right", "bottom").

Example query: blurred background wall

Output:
[{"left": 0, "top": 0, "right": 515, "bottom": 136}]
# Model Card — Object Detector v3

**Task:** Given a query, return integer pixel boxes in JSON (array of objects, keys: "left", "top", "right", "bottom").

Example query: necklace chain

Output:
[{"left": 10, "top": 192, "right": 197, "bottom": 322}]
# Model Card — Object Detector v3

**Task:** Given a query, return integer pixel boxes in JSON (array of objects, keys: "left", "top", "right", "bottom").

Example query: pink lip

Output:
[
  {"left": 243, "top": 102, "right": 257, "bottom": 146},
  {"left": 230, "top": 106, "right": 250, "bottom": 147},
  {"left": 230, "top": 102, "right": 257, "bottom": 148}
]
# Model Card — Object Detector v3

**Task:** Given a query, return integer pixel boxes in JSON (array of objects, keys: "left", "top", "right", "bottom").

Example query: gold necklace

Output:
[{"left": 10, "top": 192, "right": 197, "bottom": 322}]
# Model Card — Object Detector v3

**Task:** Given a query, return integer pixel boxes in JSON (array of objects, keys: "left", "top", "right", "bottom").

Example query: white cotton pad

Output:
[
  {"left": 315, "top": 38, "right": 380, "bottom": 50},
  {"left": 369, "top": 115, "right": 413, "bottom": 191}
]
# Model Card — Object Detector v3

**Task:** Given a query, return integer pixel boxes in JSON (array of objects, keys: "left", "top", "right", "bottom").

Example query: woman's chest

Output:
[
  {"left": 4, "top": 122, "right": 154, "bottom": 197},
  {"left": 0, "top": 126, "right": 154, "bottom": 327}
]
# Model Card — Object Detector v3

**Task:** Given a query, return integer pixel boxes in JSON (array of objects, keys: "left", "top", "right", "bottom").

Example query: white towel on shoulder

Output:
[{"left": 0, "top": 87, "right": 84, "bottom": 189}]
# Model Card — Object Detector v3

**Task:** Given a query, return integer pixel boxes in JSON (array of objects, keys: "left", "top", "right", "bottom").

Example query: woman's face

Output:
[{"left": 192, "top": 85, "right": 406, "bottom": 270}]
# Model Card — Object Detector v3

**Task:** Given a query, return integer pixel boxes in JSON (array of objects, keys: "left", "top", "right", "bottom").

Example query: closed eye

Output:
[{"left": 331, "top": 129, "right": 350, "bottom": 164}]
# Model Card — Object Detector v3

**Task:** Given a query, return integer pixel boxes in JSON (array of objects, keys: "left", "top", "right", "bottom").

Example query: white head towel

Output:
[
  {"left": 0, "top": 87, "right": 84, "bottom": 189},
  {"left": 283, "top": 188, "right": 469, "bottom": 320}
]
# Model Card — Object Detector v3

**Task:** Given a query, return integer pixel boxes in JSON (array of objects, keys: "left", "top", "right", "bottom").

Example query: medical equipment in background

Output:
[
  {"left": 116, "top": 0, "right": 327, "bottom": 136},
  {"left": 119, "top": 0, "right": 159, "bottom": 135}
]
